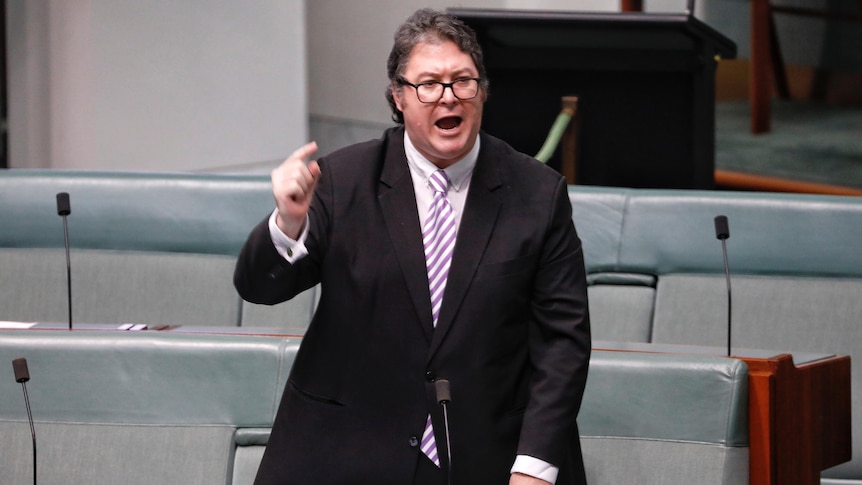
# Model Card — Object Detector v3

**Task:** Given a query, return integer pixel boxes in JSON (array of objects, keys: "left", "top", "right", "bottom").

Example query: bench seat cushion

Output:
[{"left": 580, "top": 350, "right": 749, "bottom": 485}]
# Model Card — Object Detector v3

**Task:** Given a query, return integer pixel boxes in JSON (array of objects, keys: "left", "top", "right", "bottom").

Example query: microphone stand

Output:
[
  {"left": 714, "top": 215, "right": 732, "bottom": 357},
  {"left": 720, "top": 237, "right": 732, "bottom": 357},
  {"left": 13, "top": 358, "right": 37, "bottom": 485},
  {"left": 57, "top": 193, "right": 72, "bottom": 331},
  {"left": 436, "top": 379, "right": 453, "bottom": 485},
  {"left": 62, "top": 216, "right": 72, "bottom": 331},
  {"left": 22, "top": 379, "right": 36, "bottom": 485}
]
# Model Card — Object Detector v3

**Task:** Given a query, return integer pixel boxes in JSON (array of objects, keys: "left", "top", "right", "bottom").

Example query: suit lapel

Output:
[
  {"left": 378, "top": 128, "right": 436, "bottom": 342},
  {"left": 429, "top": 135, "right": 504, "bottom": 359}
]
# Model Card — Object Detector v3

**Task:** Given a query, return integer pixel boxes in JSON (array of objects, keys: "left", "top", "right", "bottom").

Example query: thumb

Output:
[{"left": 308, "top": 160, "right": 322, "bottom": 181}]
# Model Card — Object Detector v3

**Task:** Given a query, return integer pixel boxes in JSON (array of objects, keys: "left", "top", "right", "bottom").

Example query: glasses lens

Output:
[
  {"left": 410, "top": 79, "right": 480, "bottom": 103},
  {"left": 452, "top": 79, "right": 478, "bottom": 100},
  {"left": 416, "top": 83, "right": 442, "bottom": 103}
]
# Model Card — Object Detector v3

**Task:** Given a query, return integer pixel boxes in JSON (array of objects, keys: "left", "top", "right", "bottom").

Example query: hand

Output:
[
  {"left": 271, "top": 141, "right": 321, "bottom": 239},
  {"left": 509, "top": 473, "right": 552, "bottom": 485}
]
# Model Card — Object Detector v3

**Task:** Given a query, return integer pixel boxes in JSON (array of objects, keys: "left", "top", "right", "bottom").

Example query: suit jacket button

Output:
[
  {"left": 425, "top": 371, "right": 435, "bottom": 382},
  {"left": 409, "top": 436, "right": 419, "bottom": 448}
]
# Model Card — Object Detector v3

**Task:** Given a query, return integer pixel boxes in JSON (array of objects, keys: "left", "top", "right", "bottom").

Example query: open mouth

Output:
[{"left": 435, "top": 116, "right": 463, "bottom": 131}]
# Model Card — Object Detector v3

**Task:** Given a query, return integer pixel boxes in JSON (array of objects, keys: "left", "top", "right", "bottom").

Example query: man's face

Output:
[{"left": 393, "top": 40, "right": 485, "bottom": 169}]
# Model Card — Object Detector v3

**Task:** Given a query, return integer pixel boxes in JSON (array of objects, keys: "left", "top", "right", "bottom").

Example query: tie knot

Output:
[{"left": 429, "top": 170, "right": 449, "bottom": 195}]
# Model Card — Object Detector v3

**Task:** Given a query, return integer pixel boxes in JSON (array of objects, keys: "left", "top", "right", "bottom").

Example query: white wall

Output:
[{"left": 7, "top": 0, "right": 308, "bottom": 172}]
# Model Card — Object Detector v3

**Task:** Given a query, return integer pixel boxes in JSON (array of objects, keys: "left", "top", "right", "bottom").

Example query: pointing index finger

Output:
[{"left": 292, "top": 141, "right": 319, "bottom": 164}]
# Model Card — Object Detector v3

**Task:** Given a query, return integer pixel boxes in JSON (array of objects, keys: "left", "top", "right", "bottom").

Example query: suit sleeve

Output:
[
  {"left": 233, "top": 161, "right": 331, "bottom": 306},
  {"left": 232, "top": 217, "right": 305, "bottom": 305},
  {"left": 517, "top": 175, "right": 591, "bottom": 466}
]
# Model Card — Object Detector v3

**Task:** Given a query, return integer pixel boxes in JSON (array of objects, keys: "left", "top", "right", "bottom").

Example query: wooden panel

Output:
[
  {"left": 741, "top": 354, "right": 852, "bottom": 484},
  {"left": 750, "top": 0, "right": 773, "bottom": 134},
  {"left": 746, "top": 359, "right": 778, "bottom": 485}
]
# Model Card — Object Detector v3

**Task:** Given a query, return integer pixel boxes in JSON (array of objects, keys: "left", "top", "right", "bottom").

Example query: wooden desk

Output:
[
  {"left": 620, "top": 0, "right": 774, "bottom": 133},
  {"left": 594, "top": 341, "right": 852, "bottom": 485},
  {"left": 624, "top": 0, "right": 862, "bottom": 134},
  {"left": 745, "top": 353, "right": 851, "bottom": 485},
  {"left": 450, "top": 8, "right": 735, "bottom": 190}
]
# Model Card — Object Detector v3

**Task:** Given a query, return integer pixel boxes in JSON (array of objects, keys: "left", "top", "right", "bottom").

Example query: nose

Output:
[{"left": 439, "top": 84, "right": 458, "bottom": 104}]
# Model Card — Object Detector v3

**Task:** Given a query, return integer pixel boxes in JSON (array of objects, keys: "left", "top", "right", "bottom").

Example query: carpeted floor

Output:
[{"left": 715, "top": 100, "right": 862, "bottom": 190}]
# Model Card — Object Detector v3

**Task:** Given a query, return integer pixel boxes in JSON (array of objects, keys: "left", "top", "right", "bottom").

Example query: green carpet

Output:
[{"left": 715, "top": 100, "right": 862, "bottom": 189}]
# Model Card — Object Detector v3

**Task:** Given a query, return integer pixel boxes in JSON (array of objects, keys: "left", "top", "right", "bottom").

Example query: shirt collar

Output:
[{"left": 404, "top": 131, "right": 479, "bottom": 193}]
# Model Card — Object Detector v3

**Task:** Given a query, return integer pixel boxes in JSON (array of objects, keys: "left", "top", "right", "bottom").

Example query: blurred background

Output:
[{"left": 3, "top": 0, "right": 860, "bottom": 188}]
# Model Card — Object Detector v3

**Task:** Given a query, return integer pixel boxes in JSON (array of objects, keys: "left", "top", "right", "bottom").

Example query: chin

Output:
[{"left": 429, "top": 144, "right": 469, "bottom": 165}]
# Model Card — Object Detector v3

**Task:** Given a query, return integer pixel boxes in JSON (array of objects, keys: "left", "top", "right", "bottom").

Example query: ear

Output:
[{"left": 392, "top": 85, "right": 405, "bottom": 112}]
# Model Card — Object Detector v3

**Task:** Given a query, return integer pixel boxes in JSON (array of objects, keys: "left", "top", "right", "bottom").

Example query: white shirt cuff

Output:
[
  {"left": 267, "top": 209, "right": 309, "bottom": 264},
  {"left": 511, "top": 455, "right": 559, "bottom": 484}
]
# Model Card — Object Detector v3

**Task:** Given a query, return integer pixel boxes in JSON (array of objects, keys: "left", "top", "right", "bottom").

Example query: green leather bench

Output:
[
  {"left": 579, "top": 350, "right": 749, "bottom": 484},
  {"left": 1, "top": 169, "right": 859, "bottom": 482},
  {"left": 0, "top": 330, "right": 748, "bottom": 485},
  {"left": 0, "top": 170, "right": 315, "bottom": 332},
  {"left": 0, "top": 330, "right": 300, "bottom": 485},
  {"left": 568, "top": 186, "right": 862, "bottom": 483}
]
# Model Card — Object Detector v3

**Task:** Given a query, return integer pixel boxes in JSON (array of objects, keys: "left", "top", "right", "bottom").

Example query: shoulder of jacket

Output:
[{"left": 479, "top": 132, "right": 563, "bottom": 186}]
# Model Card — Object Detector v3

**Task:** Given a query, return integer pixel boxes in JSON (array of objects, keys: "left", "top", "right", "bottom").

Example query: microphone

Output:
[
  {"left": 56, "top": 193, "right": 73, "bottom": 331},
  {"left": 12, "top": 358, "right": 37, "bottom": 485},
  {"left": 435, "top": 379, "right": 453, "bottom": 485},
  {"left": 714, "top": 215, "right": 732, "bottom": 357}
]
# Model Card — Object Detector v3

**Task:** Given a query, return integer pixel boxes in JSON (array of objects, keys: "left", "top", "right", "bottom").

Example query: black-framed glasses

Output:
[{"left": 398, "top": 77, "right": 482, "bottom": 103}]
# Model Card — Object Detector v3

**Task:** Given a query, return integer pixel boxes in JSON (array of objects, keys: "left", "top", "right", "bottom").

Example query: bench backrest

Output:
[
  {"left": 0, "top": 330, "right": 299, "bottom": 485},
  {"left": 0, "top": 170, "right": 314, "bottom": 330},
  {"left": 570, "top": 186, "right": 862, "bottom": 480}
]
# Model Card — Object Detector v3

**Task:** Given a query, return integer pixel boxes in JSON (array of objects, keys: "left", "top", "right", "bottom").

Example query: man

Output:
[{"left": 234, "top": 8, "right": 590, "bottom": 485}]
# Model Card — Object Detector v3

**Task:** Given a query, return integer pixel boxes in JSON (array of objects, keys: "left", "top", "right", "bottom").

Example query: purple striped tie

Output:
[
  {"left": 424, "top": 170, "right": 456, "bottom": 327},
  {"left": 420, "top": 170, "right": 456, "bottom": 467}
]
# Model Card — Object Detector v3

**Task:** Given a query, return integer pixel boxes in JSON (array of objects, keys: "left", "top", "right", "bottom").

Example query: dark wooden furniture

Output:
[{"left": 450, "top": 8, "right": 736, "bottom": 189}]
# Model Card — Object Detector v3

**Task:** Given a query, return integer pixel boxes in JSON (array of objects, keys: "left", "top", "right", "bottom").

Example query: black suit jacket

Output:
[{"left": 234, "top": 127, "right": 591, "bottom": 485}]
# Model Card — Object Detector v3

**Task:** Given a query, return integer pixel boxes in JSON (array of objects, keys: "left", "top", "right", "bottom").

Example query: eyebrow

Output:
[{"left": 412, "top": 68, "right": 478, "bottom": 81}]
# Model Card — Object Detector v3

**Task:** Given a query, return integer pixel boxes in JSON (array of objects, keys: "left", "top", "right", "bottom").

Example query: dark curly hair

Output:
[{"left": 385, "top": 9, "right": 489, "bottom": 124}]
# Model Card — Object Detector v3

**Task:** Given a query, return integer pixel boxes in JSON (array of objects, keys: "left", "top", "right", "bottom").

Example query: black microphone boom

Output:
[
  {"left": 714, "top": 215, "right": 729, "bottom": 240},
  {"left": 12, "top": 358, "right": 37, "bottom": 485},
  {"left": 435, "top": 379, "right": 453, "bottom": 485},
  {"left": 56, "top": 193, "right": 71, "bottom": 216},
  {"left": 13, "top": 358, "right": 30, "bottom": 383},
  {"left": 714, "top": 215, "right": 732, "bottom": 357},
  {"left": 56, "top": 193, "right": 73, "bottom": 331}
]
